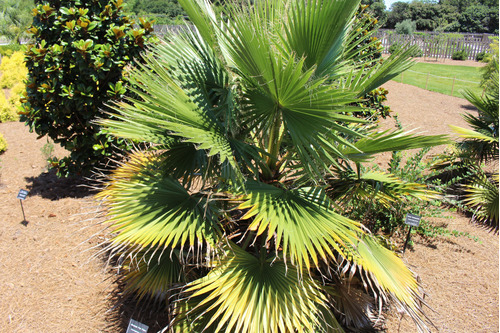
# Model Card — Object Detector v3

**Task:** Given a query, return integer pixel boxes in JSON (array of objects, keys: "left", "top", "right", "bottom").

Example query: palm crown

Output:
[{"left": 98, "top": 0, "right": 447, "bottom": 331}]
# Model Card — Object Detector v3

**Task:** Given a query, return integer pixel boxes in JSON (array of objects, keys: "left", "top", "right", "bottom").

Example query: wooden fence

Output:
[{"left": 376, "top": 30, "right": 494, "bottom": 60}]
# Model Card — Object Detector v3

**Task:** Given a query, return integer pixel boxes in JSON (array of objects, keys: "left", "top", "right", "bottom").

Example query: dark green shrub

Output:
[
  {"left": 21, "top": 0, "right": 155, "bottom": 177},
  {"left": 475, "top": 51, "right": 488, "bottom": 62},
  {"left": 452, "top": 49, "right": 468, "bottom": 60}
]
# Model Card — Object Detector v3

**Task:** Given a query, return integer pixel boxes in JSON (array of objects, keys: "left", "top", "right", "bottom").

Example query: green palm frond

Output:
[
  {"left": 174, "top": 243, "right": 334, "bottom": 333},
  {"left": 177, "top": 0, "right": 217, "bottom": 48},
  {"left": 98, "top": 151, "right": 223, "bottom": 252},
  {"left": 449, "top": 125, "right": 498, "bottom": 143},
  {"left": 342, "top": 235, "right": 430, "bottom": 329},
  {"left": 238, "top": 182, "right": 363, "bottom": 271},
  {"left": 327, "top": 169, "right": 440, "bottom": 206},
  {"left": 121, "top": 248, "right": 185, "bottom": 304},
  {"left": 281, "top": 0, "right": 359, "bottom": 76},
  {"left": 452, "top": 86, "right": 499, "bottom": 163},
  {"left": 339, "top": 129, "right": 450, "bottom": 163},
  {"left": 463, "top": 172, "right": 499, "bottom": 226}
]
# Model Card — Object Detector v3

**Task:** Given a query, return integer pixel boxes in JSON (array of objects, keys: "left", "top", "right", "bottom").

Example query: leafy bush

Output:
[
  {"left": 481, "top": 38, "right": 499, "bottom": 95},
  {"left": 0, "top": 89, "right": 20, "bottom": 122},
  {"left": 0, "top": 44, "right": 27, "bottom": 57},
  {"left": 332, "top": 146, "right": 444, "bottom": 234},
  {"left": 395, "top": 19, "right": 416, "bottom": 35},
  {"left": 0, "top": 52, "right": 26, "bottom": 122},
  {"left": 21, "top": 0, "right": 155, "bottom": 177},
  {"left": 0, "top": 51, "right": 27, "bottom": 89},
  {"left": 451, "top": 49, "right": 468, "bottom": 60},
  {"left": 0, "top": 133, "right": 6, "bottom": 153},
  {"left": 350, "top": 5, "right": 391, "bottom": 121},
  {"left": 475, "top": 51, "right": 488, "bottom": 62}
]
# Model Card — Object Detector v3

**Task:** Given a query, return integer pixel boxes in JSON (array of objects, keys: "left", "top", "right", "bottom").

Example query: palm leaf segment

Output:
[
  {"left": 97, "top": 0, "right": 449, "bottom": 331},
  {"left": 174, "top": 243, "right": 337, "bottom": 333}
]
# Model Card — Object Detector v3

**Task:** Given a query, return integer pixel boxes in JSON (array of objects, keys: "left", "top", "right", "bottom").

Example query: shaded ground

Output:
[{"left": 0, "top": 71, "right": 498, "bottom": 332}]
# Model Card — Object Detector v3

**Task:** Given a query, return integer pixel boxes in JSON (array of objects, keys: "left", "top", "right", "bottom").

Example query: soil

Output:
[{"left": 0, "top": 60, "right": 498, "bottom": 332}]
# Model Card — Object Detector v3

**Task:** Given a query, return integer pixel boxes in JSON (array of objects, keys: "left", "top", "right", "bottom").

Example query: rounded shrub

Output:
[
  {"left": 475, "top": 51, "right": 488, "bottom": 62},
  {"left": 395, "top": 19, "right": 416, "bottom": 35},
  {"left": 21, "top": 0, "right": 155, "bottom": 177},
  {"left": 0, "top": 90, "right": 19, "bottom": 122},
  {"left": 452, "top": 49, "right": 468, "bottom": 60},
  {"left": 0, "top": 51, "right": 27, "bottom": 89}
]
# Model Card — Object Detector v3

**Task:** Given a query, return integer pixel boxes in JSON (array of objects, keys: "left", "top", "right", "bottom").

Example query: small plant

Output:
[
  {"left": 452, "top": 49, "right": 468, "bottom": 60},
  {"left": 41, "top": 140, "right": 55, "bottom": 169},
  {"left": 0, "top": 133, "right": 7, "bottom": 153},
  {"left": 475, "top": 51, "right": 488, "bottom": 62}
]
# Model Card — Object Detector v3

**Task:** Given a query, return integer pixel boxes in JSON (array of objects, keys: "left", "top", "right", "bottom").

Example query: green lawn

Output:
[{"left": 392, "top": 62, "right": 484, "bottom": 98}]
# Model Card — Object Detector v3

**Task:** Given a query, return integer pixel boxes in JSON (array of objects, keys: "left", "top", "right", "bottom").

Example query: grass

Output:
[{"left": 392, "top": 62, "right": 484, "bottom": 98}]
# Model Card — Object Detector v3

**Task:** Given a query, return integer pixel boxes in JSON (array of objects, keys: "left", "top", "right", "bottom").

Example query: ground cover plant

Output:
[
  {"left": 97, "top": 0, "right": 450, "bottom": 331},
  {"left": 21, "top": 0, "right": 155, "bottom": 177},
  {"left": 392, "top": 62, "right": 483, "bottom": 98}
]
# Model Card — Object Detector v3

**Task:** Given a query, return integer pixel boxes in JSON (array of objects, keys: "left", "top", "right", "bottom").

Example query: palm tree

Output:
[
  {"left": 97, "top": 0, "right": 447, "bottom": 331},
  {"left": 447, "top": 63, "right": 499, "bottom": 227}
]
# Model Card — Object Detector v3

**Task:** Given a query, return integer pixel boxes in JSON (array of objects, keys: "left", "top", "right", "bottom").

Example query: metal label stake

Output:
[
  {"left": 403, "top": 213, "right": 421, "bottom": 254},
  {"left": 17, "top": 189, "right": 29, "bottom": 224}
]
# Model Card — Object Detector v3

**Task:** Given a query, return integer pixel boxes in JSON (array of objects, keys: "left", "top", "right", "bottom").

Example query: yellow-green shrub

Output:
[
  {"left": 0, "top": 133, "right": 7, "bottom": 153},
  {"left": 0, "top": 89, "right": 19, "bottom": 122},
  {"left": 9, "top": 82, "right": 24, "bottom": 109},
  {"left": 0, "top": 51, "right": 27, "bottom": 89}
]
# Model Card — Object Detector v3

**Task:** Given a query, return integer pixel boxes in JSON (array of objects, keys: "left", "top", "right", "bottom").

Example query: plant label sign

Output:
[
  {"left": 17, "top": 189, "right": 29, "bottom": 200},
  {"left": 405, "top": 213, "right": 421, "bottom": 227},
  {"left": 126, "top": 319, "right": 148, "bottom": 333}
]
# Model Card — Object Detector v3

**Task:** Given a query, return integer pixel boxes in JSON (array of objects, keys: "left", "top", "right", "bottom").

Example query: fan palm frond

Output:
[
  {"left": 98, "top": 151, "right": 223, "bottom": 253},
  {"left": 463, "top": 172, "right": 499, "bottom": 226},
  {"left": 174, "top": 243, "right": 333, "bottom": 333}
]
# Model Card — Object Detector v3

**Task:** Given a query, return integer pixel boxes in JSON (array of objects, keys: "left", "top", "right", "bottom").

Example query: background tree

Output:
[
  {"left": 0, "top": 0, "right": 34, "bottom": 44},
  {"left": 361, "top": 0, "right": 387, "bottom": 23},
  {"left": 21, "top": 0, "right": 155, "bottom": 177},
  {"left": 385, "top": 0, "right": 499, "bottom": 33},
  {"left": 385, "top": 1, "right": 411, "bottom": 29},
  {"left": 123, "top": 0, "right": 186, "bottom": 24}
]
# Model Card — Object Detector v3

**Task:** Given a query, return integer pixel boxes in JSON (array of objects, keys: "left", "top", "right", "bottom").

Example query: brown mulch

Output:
[{"left": 0, "top": 63, "right": 498, "bottom": 332}]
